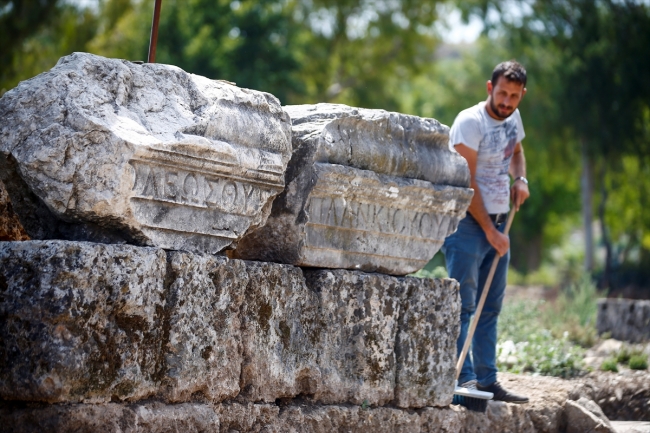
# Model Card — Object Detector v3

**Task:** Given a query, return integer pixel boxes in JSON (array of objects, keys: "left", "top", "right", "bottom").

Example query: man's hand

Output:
[
  {"left": 486, "top": 227, "right": 510, "bottom": 257},
  {"left": 510, "top": 180, "right": 529, "bottom": 211}
]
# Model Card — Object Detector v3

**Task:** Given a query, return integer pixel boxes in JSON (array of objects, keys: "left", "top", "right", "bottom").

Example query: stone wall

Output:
[
  {"left": 597, "top": 298, "right": 650, "bottom": 343},
  {"left": 0, "top": 240, "right": 459, "bottom": 409}
]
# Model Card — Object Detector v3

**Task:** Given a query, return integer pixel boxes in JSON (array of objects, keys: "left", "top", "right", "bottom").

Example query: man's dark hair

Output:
[{"left": 491, "top": 61, "right": 527, "bottom": 87}]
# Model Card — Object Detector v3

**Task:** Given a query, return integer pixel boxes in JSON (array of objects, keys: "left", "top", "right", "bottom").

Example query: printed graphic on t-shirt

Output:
[{"left": 475, "top": 117, "right": 519, "bottom": 213}]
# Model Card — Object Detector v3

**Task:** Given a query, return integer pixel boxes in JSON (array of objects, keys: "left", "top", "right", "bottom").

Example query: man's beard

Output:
[{"left": 490, "top": 98, "right": 515, "bottom": 120}]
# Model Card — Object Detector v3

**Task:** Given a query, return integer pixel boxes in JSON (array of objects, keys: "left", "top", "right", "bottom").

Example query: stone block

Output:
[
  {"left": 394, "top": 277, "right": 460, "bottom": 408},
  {"left": 0, "top": 241, "right": 460, "bottom": 408},
  {"left": 0, "top": 241, "right": 166, "bottom": 403},
  {"left": 235, "top": 103, "right": 473, "bottom": 275},
  {"left": 159, "top": 251, "right": 248, "bottom": 402},
  {"left": 0, "top": 401, "right": 221, "bottom": 433},
  {"left": 238, "top": 261, "right": 321, "bottom": 402},
  {"left": 597, "top": 298, "right": 650, "bottom": 343},
  {"left": 0, "top": 52, "right": 291, "bottom": 254},
  {"left": 304, "top": 269, "right": 406, "bottom": 406}
]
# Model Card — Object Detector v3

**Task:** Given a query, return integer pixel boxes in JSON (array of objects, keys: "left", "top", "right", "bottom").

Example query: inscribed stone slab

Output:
[
  {"left": 0, "top": 52, "right": 291, "bottom": 253},
  {"left": 235, "top": 103, "right": 472, "bottom": 275}
]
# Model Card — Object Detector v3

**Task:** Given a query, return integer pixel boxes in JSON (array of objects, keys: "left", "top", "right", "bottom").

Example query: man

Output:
[{"left": 442, "top": 60, "right": 530, "bottom": 403}]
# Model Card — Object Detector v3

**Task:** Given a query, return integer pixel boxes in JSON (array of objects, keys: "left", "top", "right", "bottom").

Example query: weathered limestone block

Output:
[
  {"left": 235, "top": 103, "right": 473, "bottom": 275},
  {"left": 597, "top": 298, "right": 650, "bottom": 343},
  {"left": 0, "top": 179, "right": 29, "bottom": 241},
  {"left": 2, "top": 401, "right": 464, "bottom": 433},
  {"left": 0, "top": 241, "right": 166, "bottom": 403},
  {"left": 0, "top": 52, "right": 291, "bottom": 253},
  {"left": 159, "top": 252, "right": 248, "bottom": 402},
  {"left": 304, "top": 269, "right": 406, "bottom": 406},
  {"left": 0, "top": 401, "right": 221, "bottom": 433},
  {"left": 0, "top": 240, "right": 461, "bottom": 408},
  {"left": 238, "top": 261, "right": 321, "bottom": 402},
  {"left": 394, "top": 277, "right": 460, "bottom": 408}
]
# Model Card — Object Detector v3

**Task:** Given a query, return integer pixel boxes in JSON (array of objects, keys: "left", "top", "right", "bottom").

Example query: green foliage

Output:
[
  {"left": 497, "top": 300, "right": 585, "bottom": 378},
  {"left": 497, "top": 273, "right": 601, "bottom": 378},
  {"left": 615, "top": 347, "right": 631, "bottom": 365},
  {"left": 412, "top": 265, "right": 449, "bottom": 279},
  {"left": 600, "top": 358, "right": 618, "bottom": 373},
  {"left": 611, "top": 346, "right": 649, "bottom": 370},
  {"left": 455, "top": 0, "right": 650, "bottom": 289},
  {"left": 628, "top": 354, "right": 648, "bottom": 371},
  {"left": 548, "top": 276, "right": 600, "bottom": 347}
]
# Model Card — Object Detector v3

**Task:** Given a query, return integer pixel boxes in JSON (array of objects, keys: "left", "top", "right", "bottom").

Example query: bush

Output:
[
  {"left": 616, "top": 347, "right": 631, "bottom": 364},
  {"left": 628, "top": 354, "right": 648, "bottom": 370},
  {"left": 600, "top": 358, "right": 619, "bottom": 372}
]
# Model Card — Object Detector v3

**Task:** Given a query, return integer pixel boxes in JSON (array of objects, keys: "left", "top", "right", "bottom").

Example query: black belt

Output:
[{"left": 489, "top": 213, "right": 507, "bottom": 225}]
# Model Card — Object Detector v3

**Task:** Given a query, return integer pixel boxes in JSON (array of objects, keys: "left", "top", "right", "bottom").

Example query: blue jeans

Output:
[{"left": 441, "top": 214, "right": 510, "bottom": 387}]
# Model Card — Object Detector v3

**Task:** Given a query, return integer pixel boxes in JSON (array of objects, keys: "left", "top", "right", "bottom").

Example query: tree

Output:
[{"left": 458, "top": 0, "right": 650, "bottom": 290}]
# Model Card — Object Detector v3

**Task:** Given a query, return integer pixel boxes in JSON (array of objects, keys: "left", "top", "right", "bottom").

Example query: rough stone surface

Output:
[
  {"left": 580, "top": 371, "right": 650, "bottom": 421},
  {"left": 0, "top": 240, "right": 167, "bottom": 403},
  {"left": 0, "top": 401, "right": 467, "bottom": 433},
  {"left": 565, "top": 399, "right": 615, "bottom": 433},
  {"left": 0, "top": 179, "right": 29, "bottom": 241},
  {"left": 4, "top": 371, "right": 646, "bottom": 432},
  {"left": 304, "top": 269, "right": 407, "bottom": 406},
  {"left": 235, "top": 103, "right": 473, "bottom": 275},
  {"left": 0, "top": 401, "right": 221, "bottom": 433},
  {"left": 597, "top": 298, "right": 650, "bottom": 343},
  {"left": 159, "top": 252, "right": 248, "bottom": 402},
  {"left": 0, "top": 240, "right": 460, "bottom": 407},
  {"left": 394, "top": 277, "right": 460, "bottom": 408},
  {"left": 0, "top": 52, "right": 291, "bottom": 254},
  {"left": 238, "top": 261, "right": 321, "bottom": 402}
]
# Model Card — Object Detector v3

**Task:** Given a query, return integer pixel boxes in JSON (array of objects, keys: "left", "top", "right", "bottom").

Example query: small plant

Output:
[
  {"left": 361, "top": 399, "right": 370, "bottom": 410},
  {"left": 616, "top": 347, "right": 631, "bottom": 365},
  {"left": 628, "top": 354, "right": 648, "bottom": 370},
  {"left": 600, "top": 358, "right": 618, "bottom": 372}
]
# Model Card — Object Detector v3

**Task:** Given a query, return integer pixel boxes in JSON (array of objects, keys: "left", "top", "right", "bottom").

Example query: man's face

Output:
[{"left": 487, "top": 76, "right": 526, "bottom": 120}]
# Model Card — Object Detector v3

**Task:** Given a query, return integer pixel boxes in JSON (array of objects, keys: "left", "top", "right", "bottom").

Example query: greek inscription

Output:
[
  {"left": 130, "top": 161, "right": 268, "bottom": 216},
  {"left": 183, "top": 173, "right": 199, "bottom": 201},
  {"left": 307, "top": 196, "right": 447, "bottom": 240},
  {"left": 419, "top": 213, "right": 434, "bottom": 238},
  {"left": 165, "top": 171, "right": 178, "bottom": 199}
]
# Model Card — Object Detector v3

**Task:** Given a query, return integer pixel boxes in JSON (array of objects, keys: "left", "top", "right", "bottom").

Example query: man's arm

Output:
[
  {"left": 508, "top": 142, "right": 530, "bottom": 211},
  {"left": 455, "top": 143, "right": 510, "bottom": 257}
]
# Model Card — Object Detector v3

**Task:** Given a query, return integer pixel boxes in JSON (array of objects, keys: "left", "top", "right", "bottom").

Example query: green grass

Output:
[
  {"left": 497, "top": 275, "right": 602, "bottom": 378},
  {"left": 628, "top": 354, "right": 648, "bottom": 370},
  {"left": 600, "top": 358, "right": 619, "bottom": 372}
]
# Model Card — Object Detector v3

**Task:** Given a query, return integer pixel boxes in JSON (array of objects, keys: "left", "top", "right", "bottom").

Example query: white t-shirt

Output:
[{"left": 449, "top": 101, "right": 525, "bottom": 214}]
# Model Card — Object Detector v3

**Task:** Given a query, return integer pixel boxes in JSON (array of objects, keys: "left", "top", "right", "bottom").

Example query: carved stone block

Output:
[
  {"left": 235, "top": 103, "right": 472, "bottom": 275},
  {"left": 0, "top": 52, "right": 291, "bottom": 254}
]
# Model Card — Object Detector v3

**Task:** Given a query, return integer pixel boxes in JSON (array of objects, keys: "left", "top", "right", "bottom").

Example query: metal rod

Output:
[{"left": 147, "top": 0, "right": 163, "bottom": 63}]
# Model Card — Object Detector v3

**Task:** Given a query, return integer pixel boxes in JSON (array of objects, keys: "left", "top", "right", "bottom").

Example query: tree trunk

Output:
[
  {"left": 581, "top": 138, "right": 594, "bottom": 272},
  {"left": 598, "top": 164, "right": 612, "bottom": 291}
]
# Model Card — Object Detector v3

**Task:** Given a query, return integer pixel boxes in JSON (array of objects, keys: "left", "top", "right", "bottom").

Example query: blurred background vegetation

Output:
[{"left": 2, "top": 0, "right": 650, "bottom": 297}]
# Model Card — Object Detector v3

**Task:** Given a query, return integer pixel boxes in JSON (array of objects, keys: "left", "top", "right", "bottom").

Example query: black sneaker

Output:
[{"left": 477, "top": 381, "right": 529, "bottom": 403}]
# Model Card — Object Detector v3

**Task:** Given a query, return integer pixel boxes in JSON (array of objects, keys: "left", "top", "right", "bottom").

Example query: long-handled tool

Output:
[{"left": 452, "top": 209, "right": 516, "bottom": 412}]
